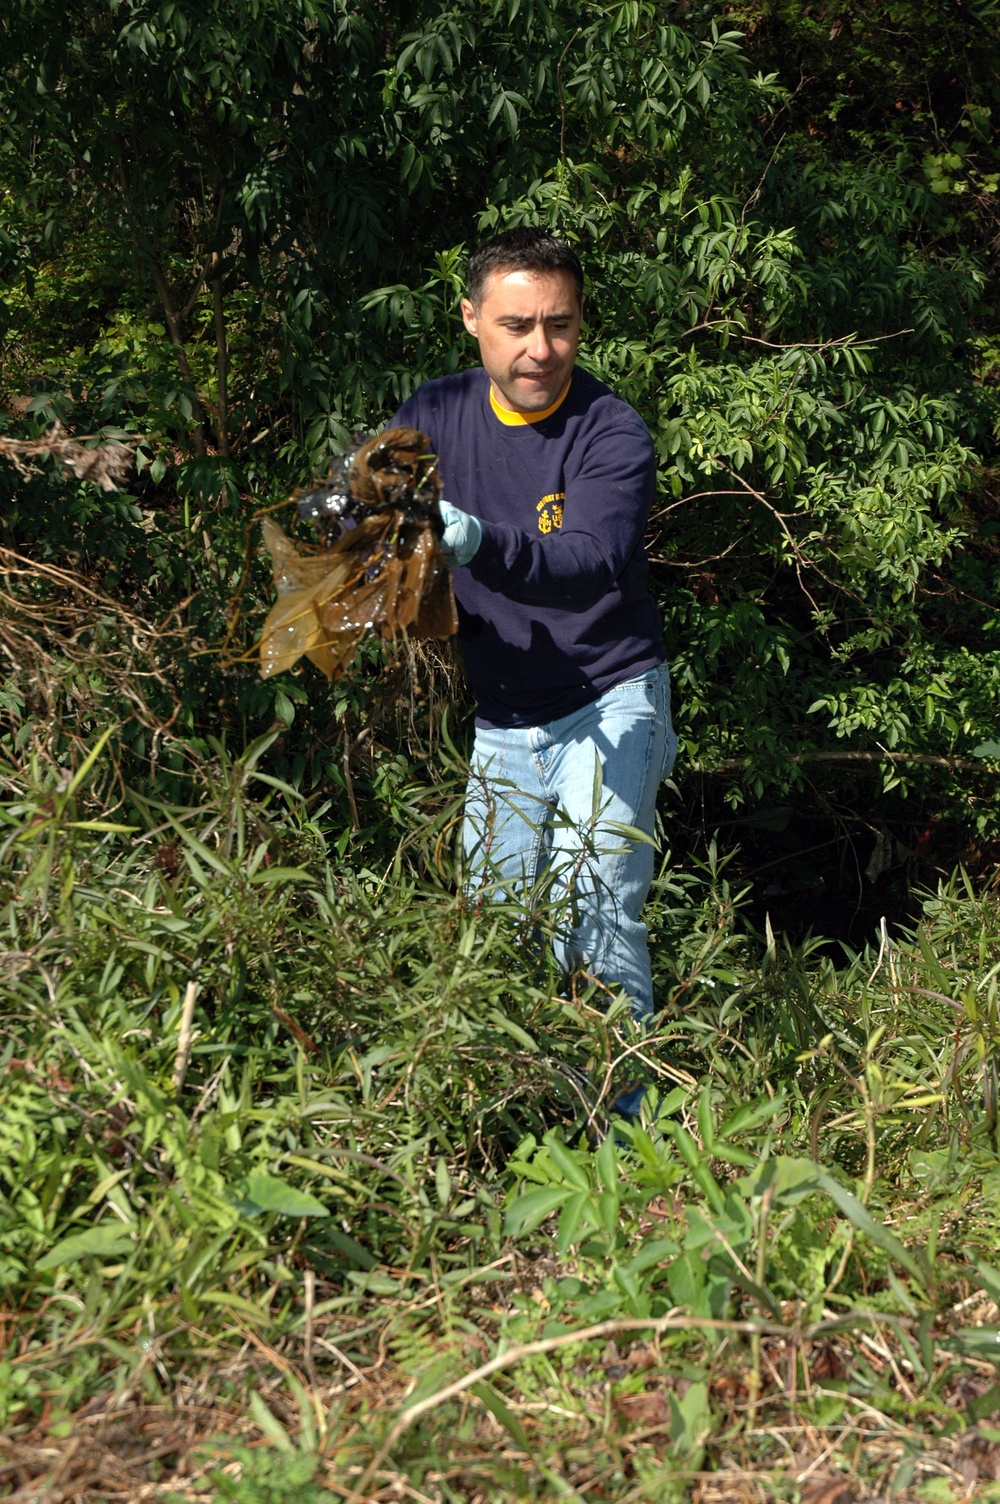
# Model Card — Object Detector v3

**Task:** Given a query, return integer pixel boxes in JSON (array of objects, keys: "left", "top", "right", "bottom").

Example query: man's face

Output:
[{"left": 461, "top": 267, "right": 582, "bottom": 414}]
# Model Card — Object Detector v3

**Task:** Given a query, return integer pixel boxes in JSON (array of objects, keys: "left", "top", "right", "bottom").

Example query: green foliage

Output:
[
  {"left": 200, "top": 1453, "right": 339, "bottom": 1504},
  {"left": 3, "top": 4, "right": 1000, "bottom": 1493},
  {"left": 2, "top": 733, "right": 1000, "bottom": 1493},
  {"left": 2, "top": 0, "right": 998, "bottom": 829}
]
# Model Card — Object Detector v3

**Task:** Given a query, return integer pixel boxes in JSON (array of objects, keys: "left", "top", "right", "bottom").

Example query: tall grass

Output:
[{"left": 3, "top": 716, "right": 1000, "bottom": 1500}]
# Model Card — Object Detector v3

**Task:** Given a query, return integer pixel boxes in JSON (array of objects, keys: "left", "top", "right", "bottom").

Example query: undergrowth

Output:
[{"left": 3, "top": 711, "right": 1000, "bottom": 1503}]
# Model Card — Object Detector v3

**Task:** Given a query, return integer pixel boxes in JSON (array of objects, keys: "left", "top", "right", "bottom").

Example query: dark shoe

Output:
[{"left": 610, "top": 1080, "right": 648, "bottom": 1120}]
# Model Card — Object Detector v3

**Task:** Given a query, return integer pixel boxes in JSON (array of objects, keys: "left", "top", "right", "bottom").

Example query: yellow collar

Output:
[{"left": 489, "top": 377, "right": 573, "bottom": 426}]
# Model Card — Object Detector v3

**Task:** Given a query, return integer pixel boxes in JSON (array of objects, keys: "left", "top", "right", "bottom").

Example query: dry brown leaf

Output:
[
  {"left": 954, "top": 1427, "right": 1000, "bottom": 1484},
  {"left": 611, "top": 1388, "right": 671, "bottom": 1427},
  {"left": 807, "top": 1339, "right": 848, "bottom": 1382},
  {"left": 800, "top": 1474, "right": 857, "bottom": 1504}
]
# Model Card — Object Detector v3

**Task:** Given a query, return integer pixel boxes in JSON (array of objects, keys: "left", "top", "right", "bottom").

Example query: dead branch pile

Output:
[
  {"left": 0, "top": 545, "right": 197, "bottom": 779},
  {"left": 0, "top": 423, "right": 140, "bottom": 492}
]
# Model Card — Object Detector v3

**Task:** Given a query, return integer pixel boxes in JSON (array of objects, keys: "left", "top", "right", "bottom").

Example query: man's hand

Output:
[{"left": 438, "top": 500, "right": 482, "bottom": 568}]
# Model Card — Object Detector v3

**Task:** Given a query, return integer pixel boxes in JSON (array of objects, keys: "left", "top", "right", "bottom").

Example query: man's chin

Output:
[{"left": 503, "top": 378, "right": 564, "bottom": 413}]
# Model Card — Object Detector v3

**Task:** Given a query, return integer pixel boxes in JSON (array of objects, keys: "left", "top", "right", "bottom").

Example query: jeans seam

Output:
[{"left": 607, "top": 665, "right": 668, "bottom": 689}]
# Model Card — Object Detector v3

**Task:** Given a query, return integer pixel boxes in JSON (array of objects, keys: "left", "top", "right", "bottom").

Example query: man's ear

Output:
[{"left": 460, "top": 298, "right": 479, "bottom": 337}]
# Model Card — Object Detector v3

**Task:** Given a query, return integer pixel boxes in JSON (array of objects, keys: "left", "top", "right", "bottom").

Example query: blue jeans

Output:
[{"left": 462, "top": 664, "right": 678, "bottom": 1020}]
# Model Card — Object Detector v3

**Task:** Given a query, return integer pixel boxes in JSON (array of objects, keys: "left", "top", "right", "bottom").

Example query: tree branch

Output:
[{"left": 689, "top": 748, "right": 991, "bottom": 775}]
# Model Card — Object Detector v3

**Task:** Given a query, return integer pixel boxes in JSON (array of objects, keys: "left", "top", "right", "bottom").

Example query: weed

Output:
[{"left": 3, "top": 725, "right": 1000, "bottom": 1499}]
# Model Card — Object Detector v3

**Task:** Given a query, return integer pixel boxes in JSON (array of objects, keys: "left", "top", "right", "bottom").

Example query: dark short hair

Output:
[{"left": 466, "top": 227, "right": 584, "bottom": 307}]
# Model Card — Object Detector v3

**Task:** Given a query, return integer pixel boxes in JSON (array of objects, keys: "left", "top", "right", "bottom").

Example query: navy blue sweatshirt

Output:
[{"left": 393, "top": 365, "right": 664, "bottom": 728}]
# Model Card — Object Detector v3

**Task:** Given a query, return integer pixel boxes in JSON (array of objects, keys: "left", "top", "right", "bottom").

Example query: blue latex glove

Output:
[{"left": 438, "top": 499, "right": 482, "bottom": 569}]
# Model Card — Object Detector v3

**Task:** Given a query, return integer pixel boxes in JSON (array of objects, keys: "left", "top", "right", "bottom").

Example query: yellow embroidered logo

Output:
[{"left": 536, "top": 492, "right": 565, "bottom": 534}]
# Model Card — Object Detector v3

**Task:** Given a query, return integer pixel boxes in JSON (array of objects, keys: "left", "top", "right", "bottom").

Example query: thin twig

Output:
[
  {"left": 740, "top": 134, "right": 786, "bottom": 224},
  {"left": 739, "top": 328, "right": 914, "bottom": 349},
  {"left": 272, "top": 1004, "right": 318, "bottom": 1053},
  {"left": 556, "top": 28, "right": 583, "bottom": 160},
  {"left": 171, "top": 981, "right": 198, "bottom": 1094},
  {"left": 211, "top": 249, "right": 230, "bottom": 458},
  {"left": 343, "top": 1312, "right": 791, "bottom": 1504},
  {"left": 723, "top": 466, "right": 823, "bottom": 615},
  {"left": 867, "top": 916, "right": 890, "bottom": 986},
  {"left": 689, "top": 748, "right": 991, "bottom": 775},
  {"left": 342, "top": 721, "right": 360, "bottom": 831},
  {"left": 303, "top": 1269, "right": 316, "bottom": 1379},
  {"left": 748, "top": 1183, "right": 774, "bottom": 1426}
]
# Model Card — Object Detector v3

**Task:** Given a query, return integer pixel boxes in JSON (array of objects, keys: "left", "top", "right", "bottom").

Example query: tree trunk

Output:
[
  {"left": 212, "top": 252, "right": 229, "bottom": 459},
  {"left": 146, "top": 258, "right": 208, "bottom": 458}
]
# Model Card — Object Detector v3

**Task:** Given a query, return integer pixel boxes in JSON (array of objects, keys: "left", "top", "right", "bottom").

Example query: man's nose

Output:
[{"left": 526, "top": 324, "right": 553, "bottom": 361}]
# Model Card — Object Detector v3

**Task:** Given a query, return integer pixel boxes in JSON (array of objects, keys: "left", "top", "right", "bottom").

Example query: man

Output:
[{"left": 392, "top": 227, "right": 677, "bottom": 1022}]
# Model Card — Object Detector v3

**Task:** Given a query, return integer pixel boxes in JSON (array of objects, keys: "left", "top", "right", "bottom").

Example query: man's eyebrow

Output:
[{"left": 496, "top": 311, "right": 574, "bottom": 323}]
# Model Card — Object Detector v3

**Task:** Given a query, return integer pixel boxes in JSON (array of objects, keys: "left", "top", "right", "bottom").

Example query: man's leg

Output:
[
  {"left": 462, "top": 666, "right": 677, "bottom": 1018},
  {"left": 539, "top": 665, "right": 677, "bottom": 1020},
  {"left": 462, "top": 722, "right": 553, "bottom": 900}
]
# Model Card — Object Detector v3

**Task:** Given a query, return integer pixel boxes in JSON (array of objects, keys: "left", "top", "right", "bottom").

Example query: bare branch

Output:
[
  {"left": 690, "top": 748, "right": 991, "bottom": 775},
  {"left": 739, "top": 328, "right": 914, "bottom": 350}
]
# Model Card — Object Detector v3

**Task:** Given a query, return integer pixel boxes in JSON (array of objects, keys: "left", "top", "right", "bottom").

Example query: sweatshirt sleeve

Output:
[{"left": 468, "top": 416, "right": 656, "bottom": 608}]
